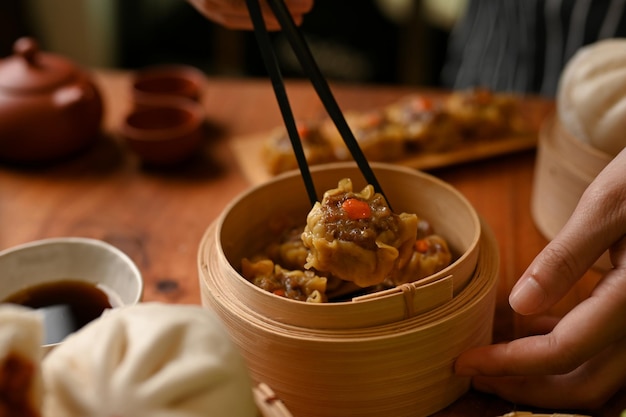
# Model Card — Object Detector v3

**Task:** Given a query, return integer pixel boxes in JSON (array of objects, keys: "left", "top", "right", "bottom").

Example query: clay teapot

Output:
[{"left": 0, "top": 37, "right": 103, "bottom": 163}]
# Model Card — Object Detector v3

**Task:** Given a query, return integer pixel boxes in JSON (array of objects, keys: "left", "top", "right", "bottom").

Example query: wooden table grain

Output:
[{"left": 0, "top": 70, "right": 623, "bottom": 416}]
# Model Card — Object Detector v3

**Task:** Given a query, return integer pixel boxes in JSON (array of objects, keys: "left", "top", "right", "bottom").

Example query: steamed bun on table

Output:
[
  {"left": 42, "top": 303, "right": 258, "bottom": 417},
  {"left": 0, "top": 305, "right": 43, "bottom": 417},
  {"left": 557, "top": 38, "right": 626, "bottom": 156}
]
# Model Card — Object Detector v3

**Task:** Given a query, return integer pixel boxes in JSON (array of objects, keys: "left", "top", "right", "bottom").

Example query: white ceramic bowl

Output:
[{"left": 0, "top": 237, "right": 143, "bottom": 352}]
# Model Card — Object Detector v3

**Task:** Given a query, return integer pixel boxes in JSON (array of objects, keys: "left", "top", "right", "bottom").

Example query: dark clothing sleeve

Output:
[{"left": 442, "top": 0, "right": 626, "bottom": 96}]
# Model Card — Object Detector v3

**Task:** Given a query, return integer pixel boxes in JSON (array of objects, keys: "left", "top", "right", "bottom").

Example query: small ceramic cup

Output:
[
  {"left": 0, "top": 237, "right": 143, "bottom": 353},
  {"left": 132, "top": 64, "right": 207, "bottom": 103},
  {"left": 119, "top": 97, "right": 204, "bottom": 166}
]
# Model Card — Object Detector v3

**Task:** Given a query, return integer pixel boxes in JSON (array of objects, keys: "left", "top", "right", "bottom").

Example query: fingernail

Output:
[{"left": 509, "top": 276, "right": 546, "bottom": 315}]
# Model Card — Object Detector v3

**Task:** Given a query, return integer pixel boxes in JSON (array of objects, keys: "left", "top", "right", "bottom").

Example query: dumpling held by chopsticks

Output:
[{"left": 302, "top": 178, "right": 418, "bottom": 287}]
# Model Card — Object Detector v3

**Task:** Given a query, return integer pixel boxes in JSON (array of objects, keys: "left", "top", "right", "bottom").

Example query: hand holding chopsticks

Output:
[
  {"left": 245, "top": 0, "right": 389, "bottom": 208},
  {"left": 187, "top": 0, "right": 312, "bottom": 31}
]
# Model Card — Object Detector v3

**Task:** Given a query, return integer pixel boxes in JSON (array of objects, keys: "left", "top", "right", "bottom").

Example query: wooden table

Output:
[{"left": 1, "top": 70, "right": 624, "bottom": 416}]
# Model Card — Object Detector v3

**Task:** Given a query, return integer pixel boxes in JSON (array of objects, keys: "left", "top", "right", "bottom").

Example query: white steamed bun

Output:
[
  {"left": 0, "top": 304, "right": 43, "bottom": 416},
  {"left": 42, "top": 302, "right": 258, "bottom": 417},
  {"left": 557, "top": 38, "right": 626, "bottom": 156}
]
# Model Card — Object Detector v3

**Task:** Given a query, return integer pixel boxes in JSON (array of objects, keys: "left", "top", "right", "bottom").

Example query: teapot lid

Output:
[{"left": 0, "top": 37, "right": 79, "bottom": 92}]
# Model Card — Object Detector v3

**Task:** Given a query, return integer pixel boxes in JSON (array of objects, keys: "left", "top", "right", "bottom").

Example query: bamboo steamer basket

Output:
[
  {"left": 198, "top": 162, "right": 499, "bottom": 417},
  {"left": 531, "top": 114, "right": 613, "bottom": 270}
]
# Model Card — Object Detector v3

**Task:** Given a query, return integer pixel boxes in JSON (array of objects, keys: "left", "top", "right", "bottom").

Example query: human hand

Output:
[
  {"left": 186, "top": 0, "right": 314, "bottom": 30},
  {"left": 455, "top": 147, "right": 626, "bottom": 409}
]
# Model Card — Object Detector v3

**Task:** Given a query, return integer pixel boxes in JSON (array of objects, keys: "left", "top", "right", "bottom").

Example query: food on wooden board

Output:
[{"left": 263, "top": 88, "right": 529, "bottom": 175}]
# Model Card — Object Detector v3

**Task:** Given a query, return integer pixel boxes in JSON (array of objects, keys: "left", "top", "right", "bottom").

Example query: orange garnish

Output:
[
  {"left": 415, "top": 239, "right": 430, "bottom": 253},
  {"left": 411, "top": 97, "right": 434, "bottom": 111},
  {"left": 364, "top": 112, "right": 383, "bottom": 127},
  {"left": 297, "top": 123, "right": 309, "bottom": 138},
  {"left": 341, "top": 198, "right": 371, "bottom": 220}
]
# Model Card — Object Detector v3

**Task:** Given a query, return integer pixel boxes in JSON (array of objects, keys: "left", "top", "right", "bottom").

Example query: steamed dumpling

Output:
[
  {"left": 0, "top": 304, "right": 43, "bottom": 417},
  {"left": 302, "top": 178, "right": 418, "bottom": 287},
  {"left": 42, "top": 303, "right": 257, "bottom": 417},
  {"left": 557, "top": 38, "right": 626, "bottom": 156}
]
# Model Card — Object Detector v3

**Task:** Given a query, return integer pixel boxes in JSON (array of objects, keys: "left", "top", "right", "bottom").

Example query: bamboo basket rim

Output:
[
  {"left": 198, "top": 217, "right": 498, "bottom": 340},
  {"left": 215, "top": 162, "right": 481, "bottom": 306},
  {"left": 202, "top": 162, "right": 483, "bottom": 330},
  {"left": 267, "top": 162, "right": 481, "bottom": 256}
]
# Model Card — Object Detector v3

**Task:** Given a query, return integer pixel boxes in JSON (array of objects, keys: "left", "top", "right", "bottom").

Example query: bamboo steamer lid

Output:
[{"left": 197, "top": 163, "right": 499, "bottom": 417}]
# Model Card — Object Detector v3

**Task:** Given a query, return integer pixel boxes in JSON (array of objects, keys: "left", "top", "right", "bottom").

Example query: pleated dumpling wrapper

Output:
[
  {"left": 557, "top": 38, "right": 626, "bottom": 156},
  {"left": 42, "top": 302, "right": 258, "bottom": 417},
  {"left": 302, "top": 178, "right": 418, "bottom": 287},
  {"left": 0, "top": 304, "right": 44, "bottom": 417}
]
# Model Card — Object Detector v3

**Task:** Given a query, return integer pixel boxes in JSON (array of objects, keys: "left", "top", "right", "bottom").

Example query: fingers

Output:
[
  {"left": 510, "top": 150, "right": 626, "bottom": 316},
  {"left": 456, "top": 266, "right": 626, "bottom": 377},
  {"left": 516, "top": 314, "right": 560, "bottom": 337},
  {"left": 468, "top": 336, "right": 626, "bottom": 409},
  {"left": 455, "top": 139, "right": 626, "bottom": 411},
  {"left": 187, "top": 0, "right": 312, "bottom": 30},
  {"left": 510, "top": 213, "right": 610, "bottom": 316}
]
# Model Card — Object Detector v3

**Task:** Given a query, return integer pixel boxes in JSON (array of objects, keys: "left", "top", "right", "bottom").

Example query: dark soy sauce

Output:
[{"left": 2, "top": 280, "right": 114, "bottom": 345}]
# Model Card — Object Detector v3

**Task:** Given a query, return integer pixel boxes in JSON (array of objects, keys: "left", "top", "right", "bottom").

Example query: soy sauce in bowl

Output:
[{"left": 2, "top": 279, "right": 117, "bottom": 345}]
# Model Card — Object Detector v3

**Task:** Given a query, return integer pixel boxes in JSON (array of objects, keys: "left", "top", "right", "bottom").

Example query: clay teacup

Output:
[
  {"left": 119, "top": 97, "right": 204, "bottom": 166},
  {"left": 132, "top": 64, "right": 207, "bottom": 103}
]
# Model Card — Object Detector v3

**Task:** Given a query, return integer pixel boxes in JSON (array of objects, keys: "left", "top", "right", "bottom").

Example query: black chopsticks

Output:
[
  {"left": 245, "top": 0, "right": 317, "bottom": 205},
  {"left": 245, "top": 0, "right": 389, "bottom": 207}
]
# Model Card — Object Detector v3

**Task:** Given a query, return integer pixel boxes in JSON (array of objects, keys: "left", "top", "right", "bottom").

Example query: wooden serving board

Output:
[{"left": 229, "top": 95, "right": 555, "bottom": 185}]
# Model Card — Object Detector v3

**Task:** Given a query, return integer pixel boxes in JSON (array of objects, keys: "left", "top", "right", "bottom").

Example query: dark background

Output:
[{"left": 0, "top": 0, "right": 452, "bottom": 86}]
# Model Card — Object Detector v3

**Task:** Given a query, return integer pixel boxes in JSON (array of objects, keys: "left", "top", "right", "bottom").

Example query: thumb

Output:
[{"left": 509, "top": 235, "right": 591, "bottom": 316}]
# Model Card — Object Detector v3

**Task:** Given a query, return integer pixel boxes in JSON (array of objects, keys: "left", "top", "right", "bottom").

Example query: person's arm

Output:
[
  {"left": 186, "top": 0, "right": 313, "bottom": 30},
  {"left": 455, "top": 148, "right": 626, "bottom": 409}
]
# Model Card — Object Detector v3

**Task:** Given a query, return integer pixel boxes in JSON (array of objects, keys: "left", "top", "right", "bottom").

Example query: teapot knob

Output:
[{"left": 13, "top": 37, "right": 39, "bottom": 66}]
